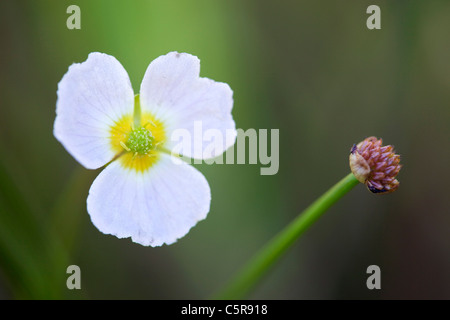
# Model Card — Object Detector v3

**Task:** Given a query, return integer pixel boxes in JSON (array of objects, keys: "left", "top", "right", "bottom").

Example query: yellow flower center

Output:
[{"left": 110, "top": 112, "right": 166, "bottom": 172}]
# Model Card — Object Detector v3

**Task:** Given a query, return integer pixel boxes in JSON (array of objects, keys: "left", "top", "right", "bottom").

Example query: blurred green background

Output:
[{"left": 0, "top": 0, "right": 449, "bottom": 299}]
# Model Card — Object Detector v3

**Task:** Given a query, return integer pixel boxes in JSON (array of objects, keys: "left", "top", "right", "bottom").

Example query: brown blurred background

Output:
[{"left": 0, "top": 0, "right": 449, "bottom": 299}]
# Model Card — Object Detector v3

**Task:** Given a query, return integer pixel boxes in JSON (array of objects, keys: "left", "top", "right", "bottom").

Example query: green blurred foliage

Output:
[{"left": 0, "top": 0, "right": 449, "bottom": 299}]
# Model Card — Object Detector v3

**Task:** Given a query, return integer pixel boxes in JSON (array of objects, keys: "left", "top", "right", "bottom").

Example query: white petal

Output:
[
  {"left": 87, "top": 154, "right": 211, "bottom": 246},
  {"left": 140, "top": 52, "right": 236, "bottom": 159},
  {"left": 54, "top": 52, "right": 134, "bottom": 169}
]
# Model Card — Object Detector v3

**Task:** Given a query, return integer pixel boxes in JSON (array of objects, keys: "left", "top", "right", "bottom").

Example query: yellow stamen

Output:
[{"left": 120, "top": 141, "right": 131, "bottom": 152}]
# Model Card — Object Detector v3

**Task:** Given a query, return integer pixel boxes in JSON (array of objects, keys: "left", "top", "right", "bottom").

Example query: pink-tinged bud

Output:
[{"left": 349, "top": 136, "right": 402, "bottom": 194}]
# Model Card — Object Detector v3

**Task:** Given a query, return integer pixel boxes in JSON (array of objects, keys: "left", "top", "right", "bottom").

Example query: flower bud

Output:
[{"left": 349, "top": 137, "right": 401, "bottom": 194}]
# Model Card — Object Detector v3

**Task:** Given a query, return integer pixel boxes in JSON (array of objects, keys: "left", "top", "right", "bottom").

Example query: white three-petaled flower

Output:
[{"left": 54, "top": 52, "right": 236, "bottom": 246}]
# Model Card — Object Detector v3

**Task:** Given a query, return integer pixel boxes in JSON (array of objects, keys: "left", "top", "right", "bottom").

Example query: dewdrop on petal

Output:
[{"left": 349, "top": 136, "right": 402, "bottom": 194}]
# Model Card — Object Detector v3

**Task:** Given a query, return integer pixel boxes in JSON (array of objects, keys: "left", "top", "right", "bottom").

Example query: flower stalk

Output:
[{"left": 217, "top": 173, "right": 359, "bottom": 299}]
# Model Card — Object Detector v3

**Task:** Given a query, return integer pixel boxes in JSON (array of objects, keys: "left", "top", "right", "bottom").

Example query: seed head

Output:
[{"left": 349, "top": 136, "right": 401, "bottom": 194}]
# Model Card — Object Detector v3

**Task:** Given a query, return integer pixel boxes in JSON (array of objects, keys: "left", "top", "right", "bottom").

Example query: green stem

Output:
[{"left": 216, "top": 172, "right": 359, "bottom": 299}]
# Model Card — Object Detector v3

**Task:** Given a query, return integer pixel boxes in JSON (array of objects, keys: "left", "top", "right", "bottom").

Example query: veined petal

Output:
[
  {"left": 54, "top": 52, "right": 134, "bottom": 169},
  {"left": 87, "top": 154, "right": 211, "bottom": 246},
  {"left": 139, "top": 52, "right": 236, "bottom": 160}
]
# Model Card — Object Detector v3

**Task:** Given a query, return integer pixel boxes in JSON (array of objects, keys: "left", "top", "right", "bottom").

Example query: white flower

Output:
[{"left": 54, "top": 52, "right": 236, "bottom": 246}]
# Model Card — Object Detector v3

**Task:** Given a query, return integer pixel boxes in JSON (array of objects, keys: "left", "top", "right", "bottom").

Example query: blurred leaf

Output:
[
  {"left": 50, "top": 166, "right": 96, "bottom": 252},
  {"left": 0, "top": 154, "right": 68, "bottom": 299}
]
